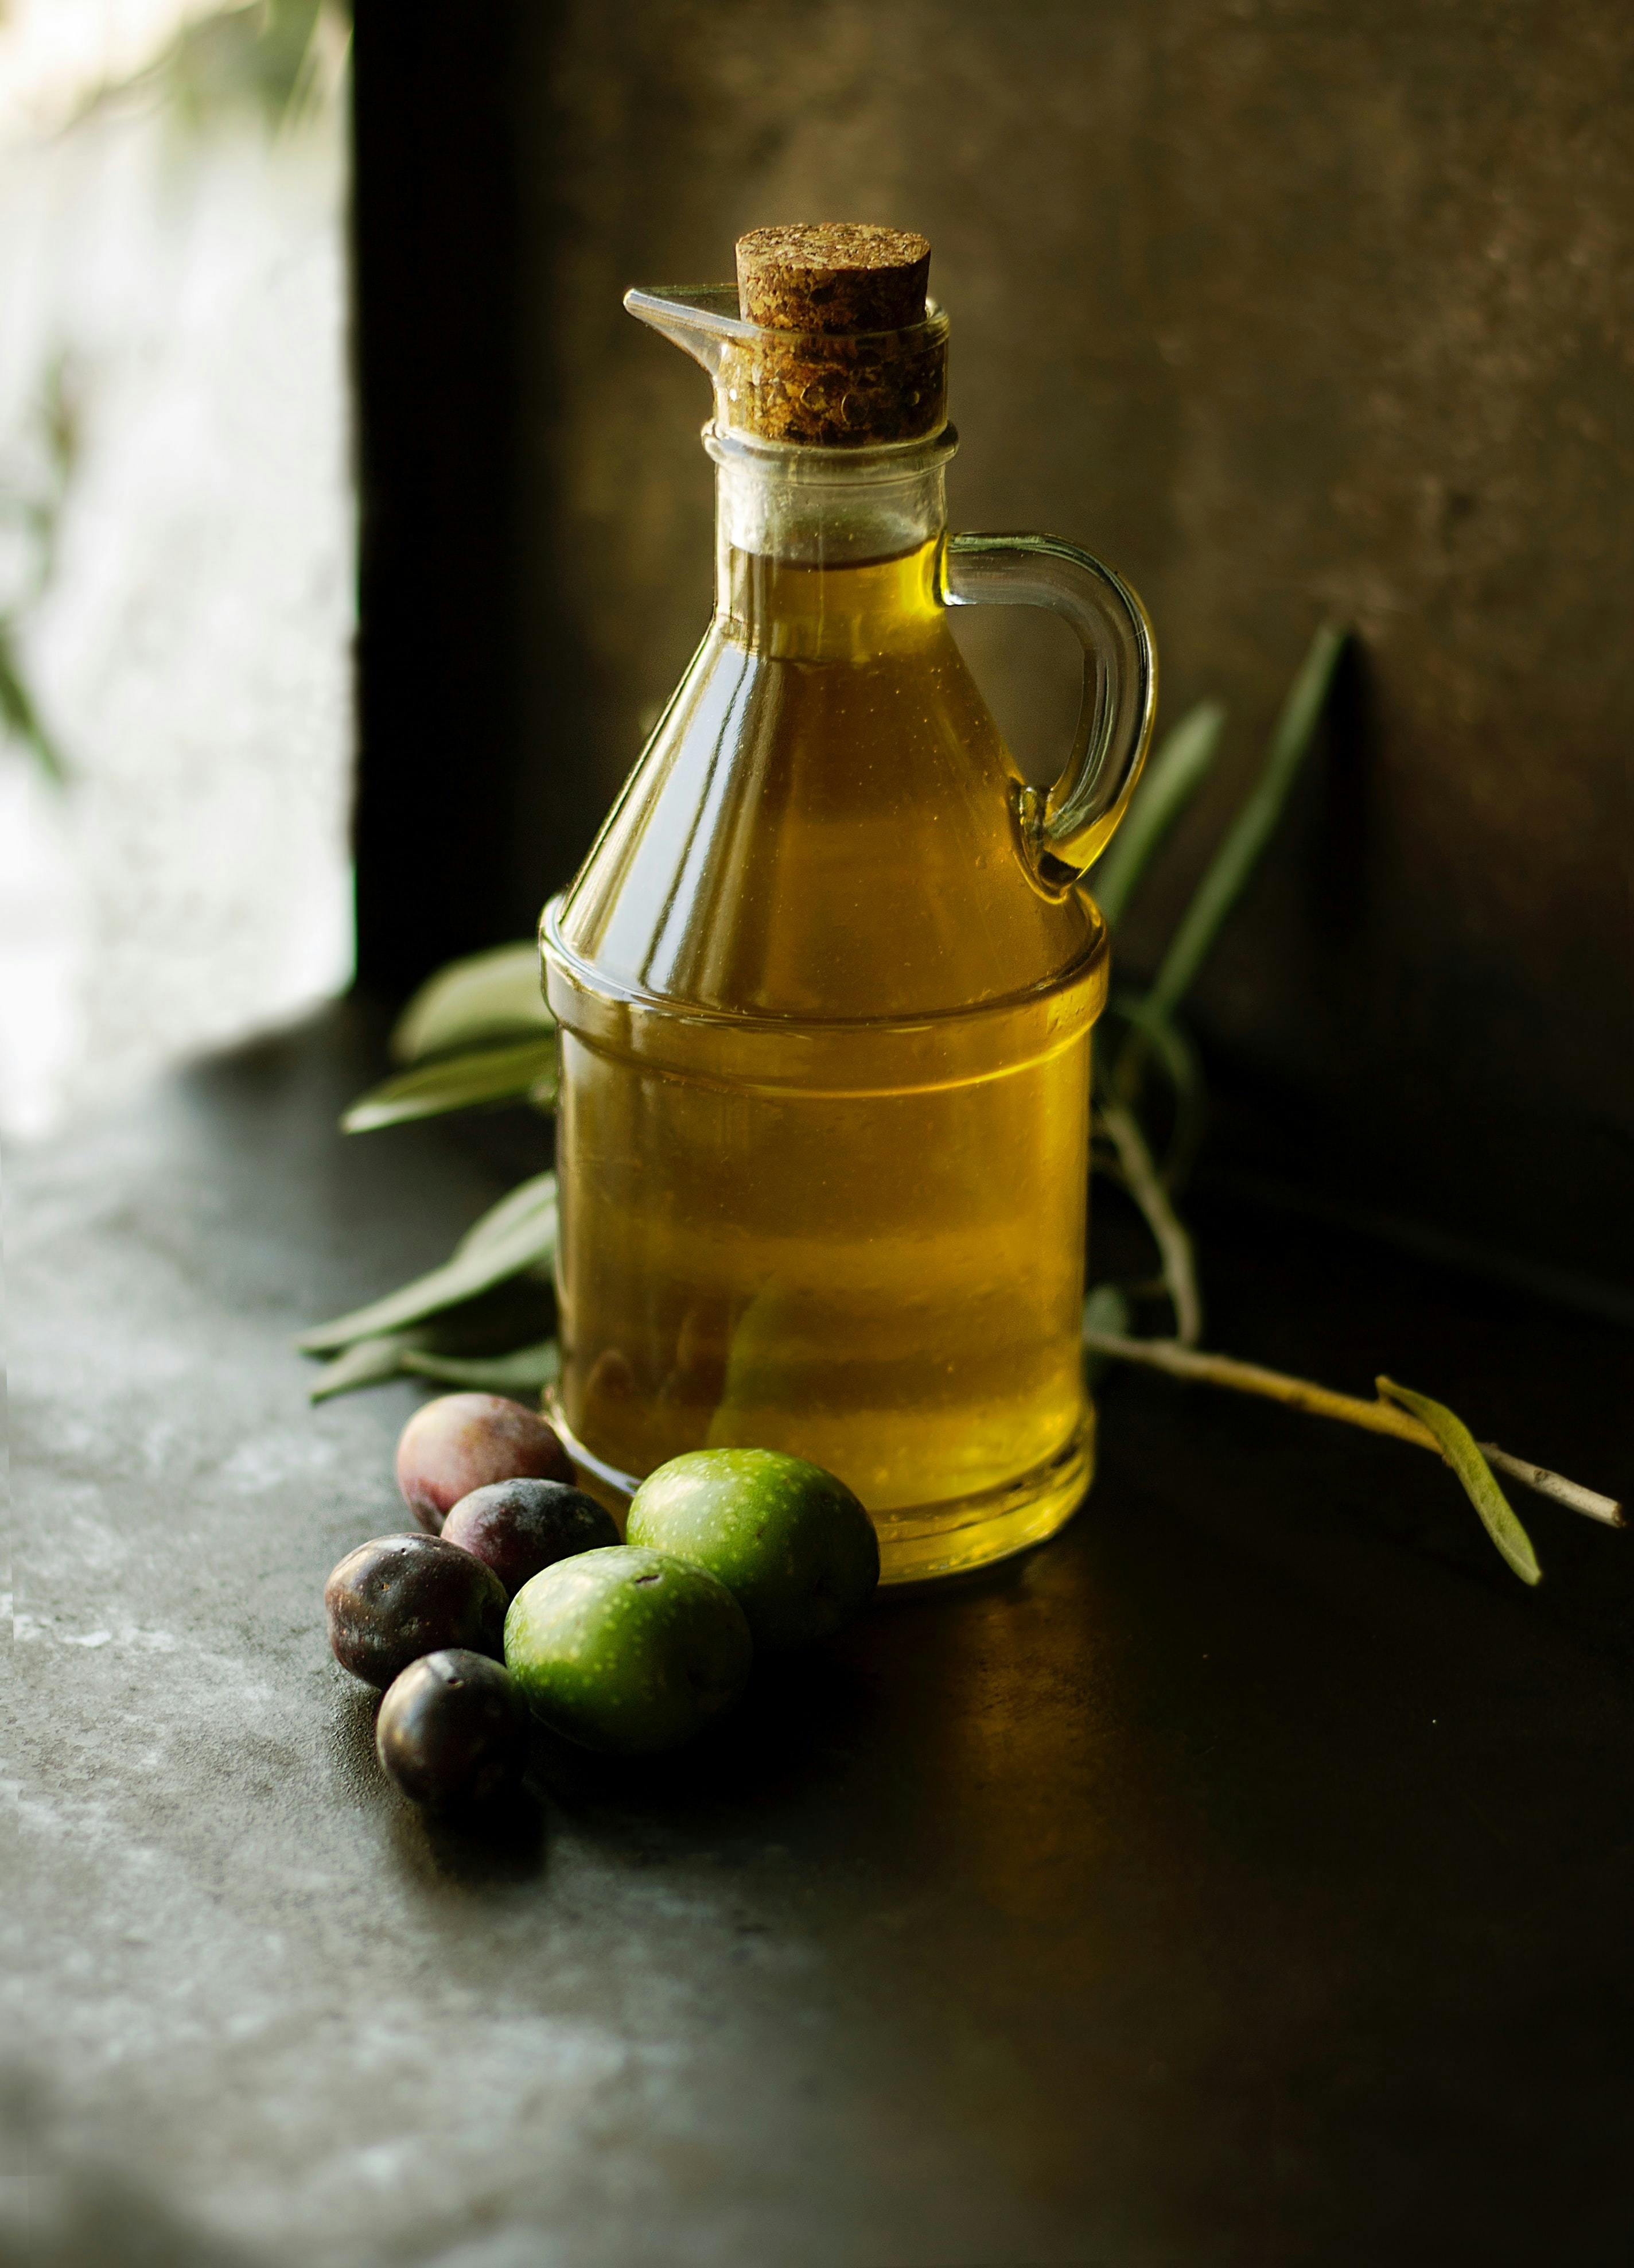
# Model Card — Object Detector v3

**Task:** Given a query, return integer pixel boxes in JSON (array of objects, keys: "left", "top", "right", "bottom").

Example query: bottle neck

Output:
[{"left": 709, "top": 425, "right": 955, "bottom": 654}]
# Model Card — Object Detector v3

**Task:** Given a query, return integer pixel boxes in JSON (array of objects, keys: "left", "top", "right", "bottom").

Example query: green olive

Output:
[
  {"left": 627, "top": 1448, "right": 879, "bottom": 1652},
  {"left": 504, "top": 1547, "right": 750, "bottom": 1754}
]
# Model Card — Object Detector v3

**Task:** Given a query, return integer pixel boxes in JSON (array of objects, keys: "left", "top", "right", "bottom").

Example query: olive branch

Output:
[{"left": 301, "top": 623, "right": 1622, "bottom": 1580}]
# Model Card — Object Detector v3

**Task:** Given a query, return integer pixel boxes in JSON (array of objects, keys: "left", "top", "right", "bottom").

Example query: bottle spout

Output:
[
  {"left": 623, "top": 285, "right": 749, "bottom": 386},
  {"left": 624, "top": 237, "right": 950, "bottom": 449}
]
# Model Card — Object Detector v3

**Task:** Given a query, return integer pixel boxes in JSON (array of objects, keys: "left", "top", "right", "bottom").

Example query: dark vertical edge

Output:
[
  {"left": 508, "top": 1, "right": 606, "bottom": 929},
  {"left": 351, "top": 0, "right": 530, "bottom": 999}
]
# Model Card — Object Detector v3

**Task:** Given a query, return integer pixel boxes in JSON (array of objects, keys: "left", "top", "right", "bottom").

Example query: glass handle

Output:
[{"left": 943, "top": 531, "right": 1158, "bottom": 887}]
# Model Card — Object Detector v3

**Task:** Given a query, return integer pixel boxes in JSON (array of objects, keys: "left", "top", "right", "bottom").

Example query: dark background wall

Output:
[{"left": 354, "top": 0, "right": 1632, "bottom": 1298}]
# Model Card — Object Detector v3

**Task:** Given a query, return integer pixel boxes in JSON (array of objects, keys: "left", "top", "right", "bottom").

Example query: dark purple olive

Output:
[
  {"left": 441, "top": 1478, "right": 620, "bottom": 1597},
  {"left": 395, "top": 1393, "right": 574, "bottom": 1532},
  {"left": 375, "top": 1649, "right": 530, "bottom": 1807},
  {"left": 324, "top": 1534, "right": 507, "bottom": 1688}
]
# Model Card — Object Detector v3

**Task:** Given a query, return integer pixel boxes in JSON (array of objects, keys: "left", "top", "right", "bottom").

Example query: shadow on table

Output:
[
  {"left": 523, "top": 1639, "right": 879, "bottom": 1840},
  {"left": 328, "top": 1677, "right": 553, "bottom": 1891},
  {"left": 0, "top": 2069, "right": 266, "bottom": 2268}
]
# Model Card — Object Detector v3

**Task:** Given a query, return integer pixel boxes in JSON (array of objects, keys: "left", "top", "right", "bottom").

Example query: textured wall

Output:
[{"left": 503, "top": 0, "right": 1631, "bottom": 1290}]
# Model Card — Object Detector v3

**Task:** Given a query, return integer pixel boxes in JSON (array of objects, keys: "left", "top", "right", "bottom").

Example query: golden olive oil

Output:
[{"left": 545, "top": 538, "right": 1107, "bottom": 1582}]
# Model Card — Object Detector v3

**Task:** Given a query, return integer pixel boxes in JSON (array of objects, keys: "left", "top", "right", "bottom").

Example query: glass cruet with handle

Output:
[{"left": 540, "top": 223, "right": 1156, "bottom": 1585}]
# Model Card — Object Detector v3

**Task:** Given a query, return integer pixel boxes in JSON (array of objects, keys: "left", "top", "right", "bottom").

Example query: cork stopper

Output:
[
  {"left": 722, "top": 221, "right": 944, "bottom": 448},
  {"left": 736, "top": 223, "right": 931, "bottom": 334}
]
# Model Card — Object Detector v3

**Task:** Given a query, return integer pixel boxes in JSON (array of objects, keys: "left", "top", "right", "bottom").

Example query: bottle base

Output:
[
  {"left": 546, "top": 1399, "right": 1095, "bottom": 1589},
  {"left": 870, "top": 1407, "right": 1094, "bottom": 1585}
]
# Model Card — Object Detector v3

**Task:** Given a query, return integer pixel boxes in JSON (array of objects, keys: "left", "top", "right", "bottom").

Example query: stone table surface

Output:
[{"left": 6, "top": 1008, "right": 1633, "bottom": 2268}]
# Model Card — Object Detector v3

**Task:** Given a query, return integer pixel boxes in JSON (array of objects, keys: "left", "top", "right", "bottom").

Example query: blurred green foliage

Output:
[
  {"left": 88, "top": 0, "right": 351, "bottom": 133},
  {"left": 0, "top": 359, "right": 76, "bottom": 781},
  {"left": 0, "top": 3, "right": 352, "bottom": 783}
]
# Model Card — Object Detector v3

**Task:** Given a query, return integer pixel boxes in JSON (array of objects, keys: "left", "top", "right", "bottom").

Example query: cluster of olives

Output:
[{"left": 325, "top": 1392, "right": 880, "bottom": 1809}]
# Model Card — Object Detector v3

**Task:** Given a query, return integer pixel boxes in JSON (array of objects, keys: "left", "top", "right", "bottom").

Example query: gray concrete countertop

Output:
[{"left": 7, "top": 1008, "right": 1633, "bottom": 2268}]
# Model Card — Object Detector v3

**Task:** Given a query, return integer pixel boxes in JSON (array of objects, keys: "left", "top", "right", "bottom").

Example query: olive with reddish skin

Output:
[
  {"left": 325, "top": 1533, "right": 507, "bottom": 1688},
  {"left": 375, "top": 1649, "right": 530, "bottom": 1807},
  {"left": 395, "top": 1393, "right": 573, "bottom": 1532},
  {"left": 441, "top": 1478, "right": 619, "bottom": 1597}
]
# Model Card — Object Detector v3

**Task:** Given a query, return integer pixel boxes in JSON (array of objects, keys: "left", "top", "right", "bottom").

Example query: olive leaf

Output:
[
  {"left": 1092, "top": 698, "right": 1226, "bottom": 927},
  {"left": 341, "top": 1038, "right": 558, "bottom": 1133},
  {"left": 1080, "top": 1333, "right": 1612, "bottom": 1540},
  {"left": 1142, "top": 622, "right": 1347, "bottom": 1023},
  {"left": 0, "top": 626, "right": 68, "bottom": 783},
  {"left": 1097, "top": 624, "right": 1346, "bottom": 1322},
  {"left": 452, "top": 1171, "right": 557, "bottom": 1257},
  {"left": 401, "top": 1341, "right": 561, "bottom": 1395},
  {"left": 308, "top": 1329, "right": 434, "bottom": 1402},
  {"left": 298, "top": 1195, "right": 558, "bottom": 1354},
  {"left": 1377, "top": 1377, "right": 1543, "bottom": 1586},
  {"left": 390, "top": 941, "right": 554, "bottom": 1065},
  {"left": 304, "top": 1257, "right": 558, "bottom": 1400}
]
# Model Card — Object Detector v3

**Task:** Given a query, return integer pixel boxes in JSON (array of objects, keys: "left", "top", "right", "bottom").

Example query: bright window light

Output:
[{"left": 0, "top": 1, "right": 354, "bottom": 1137}]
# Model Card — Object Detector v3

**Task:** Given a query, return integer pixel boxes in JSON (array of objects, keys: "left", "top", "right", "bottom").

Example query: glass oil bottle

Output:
[{"left": 542, "top": 224, "right": 1156, "bottom": 1583}]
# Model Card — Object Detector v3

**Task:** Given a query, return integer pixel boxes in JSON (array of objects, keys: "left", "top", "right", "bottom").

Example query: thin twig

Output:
[
  {"left": 1104, "top": 993, "right": 1208, "bottom": 1190},
  {"left": 1095, "top": 1100, "right": 1204, "bottom": 1346},
  {"left": 1081, "top": 1328, "right": 1623, "bottom": 1528},
  {"left": 1474, "top": 1444, "right": 1620, "bottom": 1528}
]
